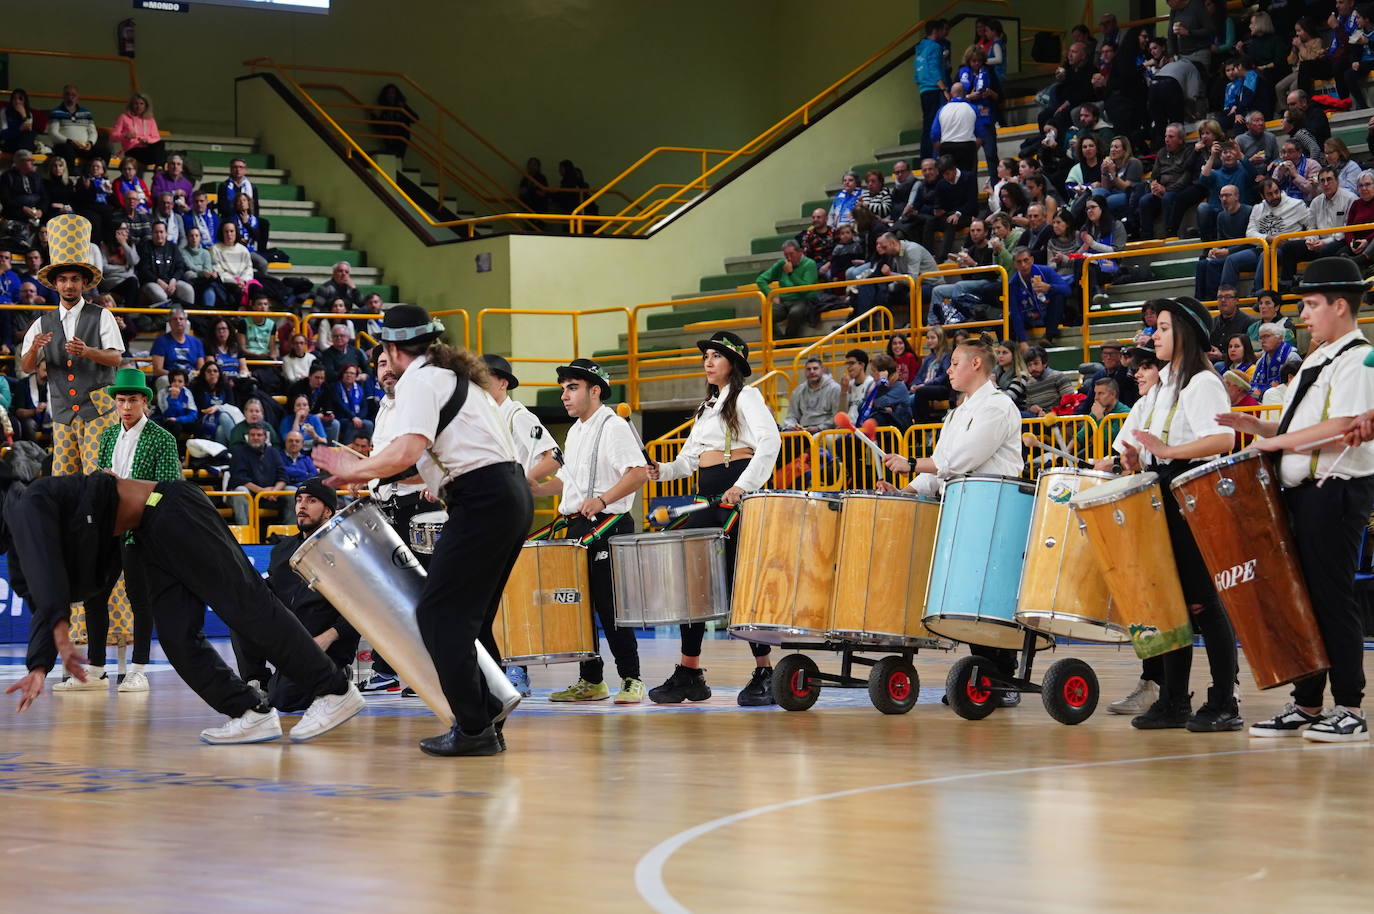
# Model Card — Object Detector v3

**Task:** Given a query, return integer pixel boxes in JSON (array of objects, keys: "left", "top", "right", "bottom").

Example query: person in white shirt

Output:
[
  {"left": 314, "top": 306, "right": 531, "bottom": 758},
  {"left": 646, "top": 331, "right": 782, "bottom": 706},
  {"left": 529, "top": 359, "right": 649, "bottom": 705},
  {"left": 840, "top": 348, "right": 875, "bottom": 422},
  {"left": 1127, "top": 296, "right": 1239, "bottom": 733},
  {"left": 1220, "top": 259, "right": 1374, "bottom": 742},
  {"left": 932, "top": 83, "right": 978, "bottom": 175},
  {"left": 281, "top": 333, "right": 317, "bottom": 386}
]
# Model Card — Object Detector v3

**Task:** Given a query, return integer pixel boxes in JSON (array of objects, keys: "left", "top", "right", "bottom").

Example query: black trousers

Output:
[
  {"left": 372, "top": 491, "right": 436, "bottom": 677},
  {"left": 85, "top": 540, "right": 154, "bottom": 667},
  {"left": 1285, "top": 476, "right": 1374, "bottom": 709},
  {"left": 425, "top": 463, "right": 532, "bottom": 733},
  {"left": 231, "top": 635, "right": 356, "bottom": 713},
  {"left": 937, "top": 140, "right": 978, "bottom": 176},
  {"left": 679, "top": 463, "right": 770, "bottom": 659},
  {"left": 136, "top": 482, "right": 348, "bottom": 717},
  {"left": 566, "top": 513, "right": 641, "bottom": 683},
  {"left": 1155, "top": 461, "right": 1239, "bottom": 709}
]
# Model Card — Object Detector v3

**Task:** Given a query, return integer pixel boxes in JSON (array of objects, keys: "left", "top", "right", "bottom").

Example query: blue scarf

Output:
[{"left": 1252, "top": 341, "right": 1295, "bottom": 392}]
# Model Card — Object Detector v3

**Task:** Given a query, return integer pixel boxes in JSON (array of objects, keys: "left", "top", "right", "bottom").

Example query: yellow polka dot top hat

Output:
[{"left": 36, "top": 213, "right": 103, "bottom": 292}]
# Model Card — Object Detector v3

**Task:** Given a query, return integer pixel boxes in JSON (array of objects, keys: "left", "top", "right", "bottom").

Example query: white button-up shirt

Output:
[
  {"left": 557, "top": 405, "right": 645, "bottom": 515},
  {"left": 1137, "top": 364, "right": 1232, "bottom": 466},
  {"left": 370, "top": 394, "right": 424, "bottom": 500},
  {"left": 497, "top": 396, "right": 555, "bottom": 474},
  {"left": 1277, "top": 329, "right": 1374, "bottom": 487},
  {"left": 111, "top": 413, "right": 147, "bottom": 478},
  {"left": 658, "top": 385, "right": 782, "bottom": 492},
  {"left": 21, "top": 300, "right": 123, "bottom": 356},
  {"left": 909, "top": 379, "right": 1022, "bottom": 496}
]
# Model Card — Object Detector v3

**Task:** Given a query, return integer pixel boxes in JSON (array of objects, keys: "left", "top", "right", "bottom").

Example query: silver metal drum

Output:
[
  {"left": 408, "top": 510, "right": 449, "bottom": 556},
  {"left": 290, "top": 498, "right": 521, "bottom": 724},
  {"left": 608, "top": 528, "right": 730, "bottom": 627}
]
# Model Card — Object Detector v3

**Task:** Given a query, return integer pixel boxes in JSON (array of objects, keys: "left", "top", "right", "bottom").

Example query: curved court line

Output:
[{"left": 635, "top": 744, "right": 1330, "bottom": 914}]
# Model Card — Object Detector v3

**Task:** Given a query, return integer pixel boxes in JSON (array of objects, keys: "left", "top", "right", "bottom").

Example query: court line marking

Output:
[{"left": 635, "top": 744, "right": 1347, "bottom": 913}]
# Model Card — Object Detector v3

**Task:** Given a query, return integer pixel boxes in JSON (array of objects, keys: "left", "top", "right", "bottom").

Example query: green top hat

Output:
[{"left": 105, "top": 367, "right": 155, "bottom": 400}]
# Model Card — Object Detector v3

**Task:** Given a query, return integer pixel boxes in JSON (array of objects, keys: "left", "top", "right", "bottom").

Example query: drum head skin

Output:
[
  {"left": 1169, "top": 449, "right": 1263, "bottom": 490},
  {"left": 1068, "top": 471, "right": 1161, "bottom": 509}
]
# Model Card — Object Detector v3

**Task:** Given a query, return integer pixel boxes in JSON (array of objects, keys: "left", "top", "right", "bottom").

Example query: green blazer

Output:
[{"left": 96, "top": 419, "right": 183, "bottom": 482}]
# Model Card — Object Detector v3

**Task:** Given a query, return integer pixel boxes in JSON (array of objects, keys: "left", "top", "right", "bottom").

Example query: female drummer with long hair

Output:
[
  {"left": 646, "top": 331, "right": 782, "bottom": 706},
  {"left": 1126, "top": 297, "right": 1241, "bottom": 732}
]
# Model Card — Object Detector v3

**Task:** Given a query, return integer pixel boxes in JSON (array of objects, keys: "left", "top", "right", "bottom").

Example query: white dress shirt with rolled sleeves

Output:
[
  {"left": 1137, "top": 364, "right": 1233, "bottom": 468},
  {"left": 1276, "top": 329, "right": 1374, "bottom": 487},
  {"left": 558, "top": 405, "right": 646, "bottom": 515},
  {"left": 657, "top": 386, "right": 782, "bottom": 492},
  {"left": 908, "top": 379, "right": 1022, "bottom": 496}
]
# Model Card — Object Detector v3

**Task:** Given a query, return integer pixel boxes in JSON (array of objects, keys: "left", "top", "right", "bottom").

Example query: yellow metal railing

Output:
[
  {"left": 1268, "top": 222, "right": 1374, "bottom": 326},
  {"left": 474, "top": 307, "right": 633, "bottom": 392},
  {"left": 913, "top": 264, "right": 1010, "bottom": 340},
  {"left": 0, "top": 47, "right": 140, "bottom": 103}
]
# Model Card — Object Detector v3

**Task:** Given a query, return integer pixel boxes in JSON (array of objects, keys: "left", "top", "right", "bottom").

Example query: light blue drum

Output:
[{"left": 922, "top": 475, "right": 1052, "bottom": 651}]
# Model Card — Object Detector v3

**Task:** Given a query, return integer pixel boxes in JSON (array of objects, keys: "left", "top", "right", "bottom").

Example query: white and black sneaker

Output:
[
  {"left": 1249, "top": 703, "right": 1323, "bottom": 737},
  {"left": 1302, "top": 707, "right": 1369, "bottom": 743}
]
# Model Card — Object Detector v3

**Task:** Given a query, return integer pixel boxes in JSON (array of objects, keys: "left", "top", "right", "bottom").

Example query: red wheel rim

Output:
[
  {"left": 966, "top": 674, "right": 991, "bottom": 705},
  {"left": 887, "top": 671, "right": 912, "bottom": 701},
  {"left": 1063, "top": 674, "right": 1089, "bottom": 709},
  {"left": 789, "top": 669, "right": 810, "bottom": 698}
]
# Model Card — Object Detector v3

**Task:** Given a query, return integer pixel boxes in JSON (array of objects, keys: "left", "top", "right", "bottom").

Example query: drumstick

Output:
[
  {"left": 1316, "top": 444, "right": 1354, "bottom": 488},
  {"left": 1021, "top": 433, "right": 1091, "bottom": 467},
  {"left": 1293, "top": 433, "right": 1346, "bottom": 453},
  {"left": 834, "top": 412, "right": 890, "bottom": 462},
  {"left": 335, "top": 443, "right": 368, "bottom": 460},
  {"left": 616, "top": 402, "right": 652, "bottom": 463},
  {"left": 648, "top": 501, "right": 716, "bottom": 526}
]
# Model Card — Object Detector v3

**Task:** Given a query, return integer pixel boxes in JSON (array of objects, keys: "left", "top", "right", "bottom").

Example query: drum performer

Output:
[
  {"left": 1126, "top": 297, "right": 1240, "bottom": 732},
  {"left": 1218, "top": 258, "right": 1374, "bottom": 742},
  {"left": 528, "top": 359, "right": 649, "bottom": 704},
  {"left": 2, "top": 473, "right": 365, "bottom": 744},
  {"left": 879, "top": 337, "right": 1024, "bottom": 703},
  {"left": 646, "top": 331, "right": 782, "bottom": 706},
  {"left": 313, "top": 306, "right": 533, "bottom": 757}
]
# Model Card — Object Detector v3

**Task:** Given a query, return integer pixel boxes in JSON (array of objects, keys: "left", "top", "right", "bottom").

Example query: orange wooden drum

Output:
[
  {"left": 1170, "top": 451, "right": 1329, "bottom": 689},
  {"left": 729, "top": 492, "right": 841, "bottom": 644},
  {"left": 493, "top": 541, "right": 598, "bottom": 665},
  {"left": 827, "top": 491, "right": 950, "bottom": 646}
]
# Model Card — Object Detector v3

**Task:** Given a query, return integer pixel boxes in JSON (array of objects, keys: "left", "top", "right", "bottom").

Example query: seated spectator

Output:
[
  {"left": 286, "top": 364, "right": 341, "bottom": 442},
  {"left": 151, "top": 154, "right": 195, "bottom": 214},
  {"left": 316, "top": 298, "right": 359, "bottom": 344},
  {"left": 1045, "top": 210, "right": 1081, "bottom": 279},
  {"left": 1022, "top": 346, "right": 1077, "bottom": 416},
  {"left": 1065, "top": 104, "right": 1112, "bottom": 166},
  {"left": 987, "top": 211, "right": 1022, "bottom": 268},
  {"left": 150, "top": 306, "right": 206, "bottom": 392},
  {"left": 1216, "top": 332, "right": 1257, "bottom": 379},
  {"left": 1222, "top": 369, "right": 1261, "bottom": 411},
  {"left": 1133, "top": 300, "right": 1159, "bottom": 346},
  {"left": 1194, "top": 184, "right": 1255, "bottom": 300},
  {"left": 4, "top": 280, "right": 44, "bottom": 349},
  {"left": 43, "top": 156, "right": 76, "bottom": 222},
  {"left": 113, "top": 157, "right": 151, "bottom": 214},
  {"left": 1078, "top": 377, "right": 1129, "bottom": 448},
  {"left": 995, "top": 181, "right": 1028, "bottom": 226},
  {"left": 1063, "top": 134, "right": 1104, "bottom": 217},
  {"left": 1246, "top": 290, "right": 1297, "bottom": 346},
  {"left": 1250, "top": 322, "right": 1303, "bottom": 397},
  {"left": 312, "top": 261, "right": 362, "bottom": 312},
  {"left": 1073, "top": 197, "right": 1125, "bottom": 298},
  {"left": 151, "top": 192, "right": 185, "bottom": 248},
  {"left": 12, "top": 360, "right": 50, "bottom": 442},
  {"left": 856, "top": 352, "right": 911, "bottom": 430},
  {"left": 183, "top": 191, "right": 220, "bottom": 250},
  {"left": 1236, "top": 110, "right": 1279, "bottom": 171},
  {"left": 910, "top": 328, "right": 953, "bottom": 422},
  {"left": 1275, "top": 22, "right": 1324, "bottom": 100},
  {"left": 840, "top": 348, "right": 874, "bottom": 422},
  {"left": 216, "top": 157, "right": 259, "bottom": 221},
  {"left": 281, "top": 332, "right": 317, "bottom": 386},
  {"left": 862, "top": 233, "right": 936, "bottom": 320},
  {"left": 1240, "top": 177, "right": 1310, "bottom": 289},
  {"left": 110, "top": 92, "right": 165, "bottom": 169},
  {"left": 210, "top": 220, "right": 255, "bottom": 305},
  {"left": 1279, "top": 111, "right": 1322, "bottom": 167},
  {"left": 1323, "top": 138, "right": 1361, "bottom": 195},
  {"left": 181, "top": 226, "right": 215, "bottom": 299},
  {"left": 1220, "top": 57, "right": 1262, "bottom": 133},
  {"left": 782, "top": 357, "right": 840, "bottom": 432},
  {"left": 73, "top": 157, "right": 118, "bottom": 241},
  {"left": 1197, "top": 140, "right": 1255, "bottom": 240},
  {"left": 281, "top": 393, "right": 328, "bottom": 451},
  {"left": 892, "top": 158, "right": 939, "bottom": 240},
  {"left": 1007, "top": 247, "right": 1071, "bottom": 344},
  {"left": 46, "top": 84, "right": 107, "bottom": 171},
  {"left": 330, "top": 364, "right": 374, "bottom": 446},
  {"left": 888, "top": 159, "right": 917, "bottom": 219},
  {"left": 795, "top": 208, "right": 835, "bottom": 265},
  {"left": 1206, "top": 285, "right": 1259, "bottom": 363},
  {"left": 856, "top": 170, "right": 892, "bottom": 220},
  {"left": 1076, "top": 342, "right": 1139, "bottom": 408},
  {"left": 932, "top": 84, "right": 978, "bottom": 176},
  {"left": 208, "top": 318, "right": 245, "bottom": 378},
  {"left": 1137, "top": 124, "right": 1203, "bottom": 240},
  {"left": 1284, "top": 88, "right": 1330, "bottom": 147},
  {"left": 232, "top": 193, "right": 269, "bottom": 264},
  {"left": 118, "top": 189, "right": 152, "bottom": 246},
  {"left": 1095, "top": 136, "right": 1142, "bottom": 226},
  {"left": 928, "top": 219, "right": 1000, "bottom": 323},
  {"left": 228, "top": 397, "right": 282, "bottom": 449},
  {"left": 1237, "top": 11, "right": 1287, "bottom": 84},
  {"left": 357, "top": 292, "right": 385, "bottom": 338},
  {"left": 0, "top": 150, "right": 48, "bottom": 244},
  {"left": 923, "top": 155, "right": 977, "bottom": 260},
  {"left": 1300, "top": 2, "right": 1360, "bottom": 98},
  {"left": 189, "top": 358, "right": 238, "bottom": 442},
  {"left": 1278, "top": 166, "right": 1354, "bottom": 287},
  {"left": 756, "top": 240, "right": 819, "bottom": 339},
  {"left": 0, "top": 250, "right": 20, "bottom": 305},
  {"left": 1043, "top": 41, "right": 1096, "bottom": 133},
  {"left": 828, "top": 172, "right": 862, "bottom": 228},
  {"left": 1261, "top": 359, "right": 1301, "bottom": 406},
  {"left": 349, "top": 435, "right": 373, "bottom": 456},
  {"left": 280, "top": 431, "right": 318, "bottom": 486},
  {"left": 137, "top": 220, "right": 193, "bottom": 307},
  {"left": 886, "top": 333, "right": 919, "bottom": 386},
  {"left": 155, "top": 366, "right": 199, "bottom": 434},
  {"left": 993, "top": 340, "right": 1031, "bottom": 410},
  {"left": 1021, "top": 202, "right": 1053, "bottom": 263},
  {"left": 239, "top": 293, "right": 280, "bottom": 374},
  {"left": 98, "top": 223, "right": 140, "bottom": 304},
  {"left": 0, "top": 89, "right": 36, "bottom": 155},
  {"left": 227, "top": 422, "right": 286, "bottom": 526}
]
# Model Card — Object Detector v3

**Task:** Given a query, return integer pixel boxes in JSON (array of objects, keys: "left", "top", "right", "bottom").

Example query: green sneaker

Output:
[
  {"left": 549, "top": 679, "right": 611, "bottom": 702},
  {"left": 614, "top": 677, "right": 646, "bottom": 704}
]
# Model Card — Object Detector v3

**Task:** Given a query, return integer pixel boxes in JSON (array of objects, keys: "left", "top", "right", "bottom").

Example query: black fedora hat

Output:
[
  {"left": 1297, "top": 256, "right": 1372, "bottom": 296},
  {"left": 378, "top": 304, "right": 443, "bottom": 344},
  {"left": 482, "top": 353, "right": 519, "bottom": 390},
  {"left": 1155, "top": 296, "right": 1213, "bottom": 349},
  {"left": 695, "top": 330, "right": 751, "bottom": 377},
  {"left": 1126, "top": 337, "right": 1158, "bottom": 363},
  {"left": 556, "top": 358, "right": 612, "bottom": 399}
]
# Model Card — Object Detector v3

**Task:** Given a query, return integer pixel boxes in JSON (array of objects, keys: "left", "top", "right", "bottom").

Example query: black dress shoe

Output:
[{"left": 419, "top": 724, "right": 504, "bottom": 757}]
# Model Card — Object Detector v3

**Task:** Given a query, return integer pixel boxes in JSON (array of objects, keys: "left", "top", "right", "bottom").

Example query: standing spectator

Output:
[
  {"left": 312, "top": 261, "right": 362, "bottom": 312},
  {"left": 279, "top": 431, "right": 318, "bottom": 486},
  {"left": 795, "top": 208, "right": 835, "bottom": 265},
  {"left": 1343, "top": 5, "right": 1374, "bottom": 109},
  {"left": 555, "top": 159, "right": 592, "bottom": 216},
  {"left": 1324, "top": 137, "right": 1363, "bottom": 194},
  {"left": 979, "top": 17, "right": 1008, "bottom": 82},
  {"left": 1196, "top": 140, "right": 1255, "bottom": 240},
  {"left": 1136, "top": 125, "right": 1204, "bottom": 239},
  {"left": 828, "top": 172, "right": 863, "bottom": 228},
  {"left": 210, "top": 221, "right": 254, "bottom": 305},
  {"left": 183, "top": 190, "right": 220, "bottom": 250},
  {"left": 189, "top": 359, "right": 238, "bottom": 442},
  {"left": 1007, "top": 247, "right": 1071, "bottom": 344},
  {"left": 958, "top": 45, "right": 1001, "bottom": 179},
  {"left": 109, "top": 92, "right": 165, "bottom": 169},
  {"left": 1278, "top": 167, "right": 1354, "bottom": 286},
  {"left": 1146, "top": 53, "right": 1204, "bottom": 149},
  {"left": 73, "top": 158, "right": 117, "bottom": 243},
  {"left": 1237, "top": 11, "right": 1288, "bottom": 83},
  {"left": 923, "top": 155, "right": 976, "bottom": 260},
  {"left": 782, "top": 358, "right": 840, "bottom": 433},
  {"left": 151, "top": 192, "right": 185, "bottom": 248},
  {"left": 517, "top": 158, "right": 549, "bottom": 214},
  {"left": 43, "top": 156, "right": 76, "bottom": 222},
  {"left": 330, "top": 363, "right": 374, "bottom": 446},
  {"left": 216, "top": 157, "right": 259, "bottom": 221},
  {"left": 1102, "top": 29, "right": 1150, "bottom": 149},
  {"left": 149, "top": 306, "right": 206, "bottom": 391},
  {"left": 856, "top": 171, "right": 892, "bottom": 220},
  {"left": 137, "top": 221, "right": 193, "bottom": 307},
  {"left": 227, "top": 423, "right": 286, "bottom": 526},
  {"left": 1167, "top": 0, "right": 1214, "bottom": 67},
  {"left": 281, "top": 332, "right": 316, "bottom": 386},
  {"left": 839, "top": 348, "right": 874, "bottom": 422},
  {"left": 373, "top": 83, "right": 417, "bottom": 158},
  {"left": 1206, "top": 285, "right": 1259, "bottom": 362},
  {"left": 46, "top": 84, "right": 106, "bottom": 171},
  {"left": 915, "top": 19, "right": 951, "bottom": 161},
  {"left": 315, "top": 322, "right": 370, "bottom": 382},
  {"left": 1194, "top": 184, "right": 1254, "bottom": 300},
  {"left": 151, "top": 154, "right": 195, "bottom": 214},
  {"left": 755, "top": 240, "right": 819, "bottom": 339},
  {"left": 0, "top": 89, "right": 36, "bottom": 155},
  {"left": 281, "top": 393, "right": 327, "bottom": 452},
  {"left": 931, "top": 84, "right": 978, "bottom": 176},
  {"left": 1236, "top": 110, "right": 1280, "bottom": 171},
  {"left": 1021, "top": 346, "right": 1077, "bottom": 416}
]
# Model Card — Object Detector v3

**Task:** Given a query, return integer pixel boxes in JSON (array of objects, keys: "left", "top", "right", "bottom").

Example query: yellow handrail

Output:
[
  {"left": 913, "top": 264, "right": 1010, "bottom": 340},
  {"left": 1267, "top": 221, "right": 1374, "bottom": 310},
  {"left": 0, "top": 47, "right": 140, "bottom": 98},
  {"left": 475, "top": 307, "right": 633, "bottom": 389}
]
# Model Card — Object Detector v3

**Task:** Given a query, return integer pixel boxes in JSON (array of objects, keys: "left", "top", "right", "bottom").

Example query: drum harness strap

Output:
[{"left": 1273, "top": 339, "right": 1370, "bottom": 479}]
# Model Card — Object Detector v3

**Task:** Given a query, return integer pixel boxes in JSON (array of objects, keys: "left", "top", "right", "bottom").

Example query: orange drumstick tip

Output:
[
  {"left": 861, "top": 418, "right": 878, "bottom": 439},
  {"left": 650, "top": 506, "right": 671, "bottom": 525},
  {"left": 616, "top": 402, "right": 632, "bottom": 418},
  {"left": 834, "top": 412, "right": 853, "bottom": 429}
]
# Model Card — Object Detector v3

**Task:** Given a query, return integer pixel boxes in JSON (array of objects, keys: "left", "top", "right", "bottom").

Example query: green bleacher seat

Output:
[{"left": 645, "top": 307, "right": 736, "bottom": 331}]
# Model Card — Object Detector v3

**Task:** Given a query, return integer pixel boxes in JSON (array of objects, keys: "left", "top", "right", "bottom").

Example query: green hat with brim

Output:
[{"left": 105, "top": 367, "right": 155, "bottom": 400}]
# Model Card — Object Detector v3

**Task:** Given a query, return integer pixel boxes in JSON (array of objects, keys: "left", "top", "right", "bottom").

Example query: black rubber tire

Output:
[
  {"left": 945, "top": 655, "right": 999, "bottom": 720},
  {"left": 772, "top": 653, "right": 821, "bottom": 712},
  {"left": 868, "top": 656, "right": 919, "bottom": 715},
  {"left": 1040, "top": 657, "right": 1099, "bottom": 725}
]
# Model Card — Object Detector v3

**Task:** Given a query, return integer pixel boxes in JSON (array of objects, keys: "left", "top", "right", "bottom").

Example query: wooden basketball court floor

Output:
[{"left": 2, "top": 635, "right": 1372, "bottom": 913}]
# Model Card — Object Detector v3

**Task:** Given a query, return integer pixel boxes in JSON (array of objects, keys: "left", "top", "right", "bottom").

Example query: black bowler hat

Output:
[
  {"left": 556, "top": 358, "right": 612, "bottom": 399},
  {"left": 1297, "top": 256, "right": 1372, "bottom": 297},
  {"left": 378, "top": 304, "right": 443, "bottom": 344},
  {"left": 1126, "top": 337, "right": 1158, "bottom": 364},
  {"left": 296, "top": 475, "right": 338, "bottom": 512},
  {"left": 1156, "top": 296, "right": 1213, "bottom": 349},
  {"left": 482, "top": 353, "right": 520, "bottom": 390},
  {"left": 695, "top": 330, "right": 751, "bottom": 377}
]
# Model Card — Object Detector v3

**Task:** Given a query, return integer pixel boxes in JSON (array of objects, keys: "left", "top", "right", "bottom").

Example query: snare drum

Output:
[
  {"left": 827, "top": 491, "right": 949, "bottom": 647},
  {"left": 493, "top": 541, "right": 598, "bottom": 665},
  {"left": 1070, "top": 472, "right": 1192, "bottom": 660},
  {"left": 609, "top": 529, "right": 730, "bottom": 627},
  {"left": 1171, "top": 452, "right": 1329, "bottom": 689},
  {"left": 408, "top": 510, "right": 449, "bottom": 556},
  {"left": 922, "top": 476, "right": 1050, "bottom": 651},
  {"left": 729, "top": 492, "right": 842, "bottom": 644},
  {"left": 1015, "top": 469, "right": 1128, "bottom": 643}
]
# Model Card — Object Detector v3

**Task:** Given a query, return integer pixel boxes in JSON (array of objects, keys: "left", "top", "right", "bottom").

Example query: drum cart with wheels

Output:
[
  {"left": 943, "top": 629, "right": 1100, "bottom": 725},
  {"left": 769, "top": 637, "right": 953, "bottom": 715}
]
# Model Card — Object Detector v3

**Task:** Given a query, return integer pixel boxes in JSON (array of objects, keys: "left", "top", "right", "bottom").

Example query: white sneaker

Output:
[
  {"left": 1108, "top": 678, "right": 1158, "bottom": 715},
  {"left": 53, "top": 665, "right": 109, "bottom": 692},
  {"left": 118, "top": 666, "right": 150, "bottom": 693},
  {"left": 1302, "top": 706, "right": 1370, "bottom": 743},
  {"left": 290, "top": 684, "right": 366, "bottom": 742},
  {"left": 199, "top": 708, "right": 283, "bottom": 744}
]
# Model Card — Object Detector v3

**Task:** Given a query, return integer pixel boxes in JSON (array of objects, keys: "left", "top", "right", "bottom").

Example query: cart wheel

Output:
[
  {"left": 945, "top": 655, "right": 998, "bottom": 721},
  {"left": 773, "top": 654, "right": 821, "bottom": 712},
  {"left": 868, "top": 656, "right": 919, "bottom": 714},
  {"left": 1040, "top": 658, "right": 1100, "bottom": 725}
]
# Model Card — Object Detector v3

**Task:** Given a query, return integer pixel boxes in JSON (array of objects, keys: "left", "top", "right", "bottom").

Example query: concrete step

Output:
[
  {"left": 270, "top": 213, "right": 331, "bottom": 232},
  {"left": 724, "top": 252, "right": 779, "bottom": 275},
  {"left": 261, "top": 200, "right": 316, "bottom": 215},
  {"left": 201, "top": 165, "right": 288, "bottom": 185},
  {"left": 194, "top": 150, "right": 273, "bottom": 169},
  {"left": 278, "top": 246, "right": 365, "bottom": 267},
  {"left": 775, "top": 217, "right": 809, "bottom": 235},
  {"left": 270, "top": 230, "right": 348, "bottom": 249},
  {"left": 282, "top": 263, "right": 380, "bottom": 284},
  {"left": 169, "top": 134, "right": 256, "bottom": 154}
]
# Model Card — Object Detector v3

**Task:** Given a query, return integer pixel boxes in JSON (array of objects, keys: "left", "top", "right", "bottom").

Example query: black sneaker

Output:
[
  {"left": 1186, "top": 702, "right": 1243, "bottom": 732},
  {"left": 648, "top": 664, "right": 712, "bottom": 704},
  {"left": 1131, "top": 698, "right": 1191, "bottom": 730},
  {"left": 999, "top": 690, "right": 1021, "bottom": 708},
  {"left": 1249, "top": 703, "right": 1323, "bottom": 738},
  {"left": 1303, "top": 707, "right": 1370, "bottom": 743},
  {"left": 360, "top": 673, "right": 400, "bottom": 693},
  {"left": 737, "top": 667, "right": 776, "bottom": 707}
]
